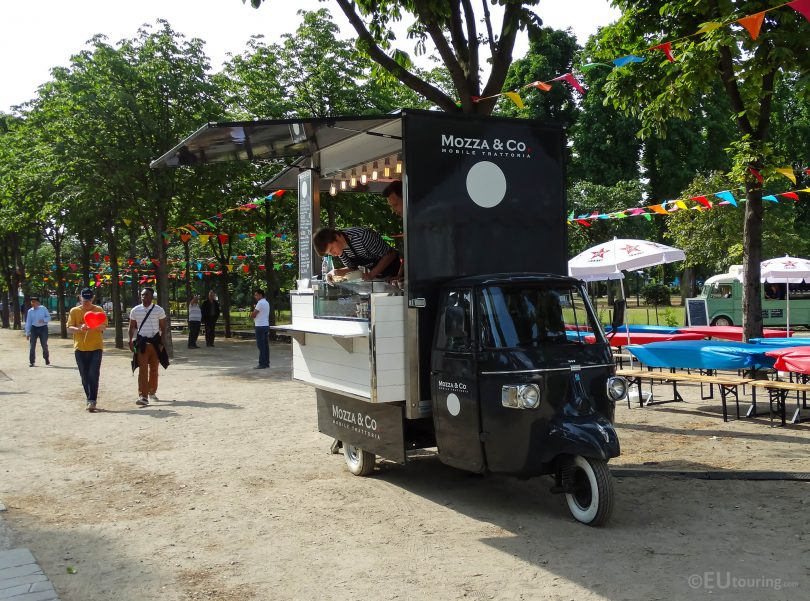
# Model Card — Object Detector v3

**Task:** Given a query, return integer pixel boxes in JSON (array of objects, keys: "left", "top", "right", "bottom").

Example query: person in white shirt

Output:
[
  {"left": 25, "top": 295, "right": 51, "bottom": 367},
  {"left": 128, "top": 287, "right": 168, "bottom": 406},
  {"left": 187, "top": 295, "right": 202, "bottom": 349},
  {"left": 251, "top": 288, "right": 271, "bottom": 369}
]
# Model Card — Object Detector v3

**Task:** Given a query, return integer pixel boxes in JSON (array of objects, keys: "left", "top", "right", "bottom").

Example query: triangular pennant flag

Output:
[
  {"left": 574, "top": 219, "right": 592, "bottom": 227},
  {"left": 218, "top": 234, "right": 229, "bottom": 244},
  {"left": 123, "top": 218, "right": 132, "bottom": 226},
  {"left": 788, "top": 0, "right": 810, "bottom": 23},
  {"left": 748, "top": 167, "right": 764, "bottom": 183},
  {"left": 613, "top": 55, "right": 645, "bottom": 67},
  {"left": 529, "top": 81, "right": 552, "bottom": 92},
  {"left": 691, "top": 196, "right": 712, "bottom": 209},
  {"left": 775, "top": 167, "right": 796, "bottom": 184},
  {"left": 780, "top": 192, "right": 800, "bottom": 201},
  {"left": 714, "top": 190, "right": 737, "bottom": 206},
  {"left": 199, "top": 235, "right": 211, "bottom": 245},
  {"left": 649, "top": 204, "right": 668, "bottom": 215},
  {"left": 798, "top": 188, "right": 810, "bottom": 193},
  {"left": 503, "top": 91, "right": 524, "bottom": 109},
  {"left": 180, "top": 233, "right": 191, "bottom": 243},
  {"left": 643, "top": 214, "right": 652, "bottom": 221},
  {"left": 551, "top": 73, "right": 586, "bottom": 95},
  {"left": 579, "top": 63, "right": 612, "bottom": 71},
  {"left": 652, "top": 42, "right": 674, "bottom": 62},
  {"left": 695, "top": 21, "right": 723, "bottom": 35},
  {"left": 202, "top": 219, "right": 216, "bottom": 228},
  {"left": 242, "top": 265, "right": 250, "bottom": 273},
  {"left": 226, "top": 264, "right": 234, "bottom": 272},
  {"left": 675, "top": 200, "right": 688, "bottom": 210},
  {"left": 762, "top": 195, "right": 779, "bottom": 203},
  {"left": 737, "top": 12, "right": 765, "bottom": 40}
]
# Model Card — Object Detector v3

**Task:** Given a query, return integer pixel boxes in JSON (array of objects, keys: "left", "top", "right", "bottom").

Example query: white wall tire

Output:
[
  {"left": 564, "top": 456, "right": 614, "bottom": 526},
  {"left": 344, "top": 443, "right": 376, "bottom": 476}
]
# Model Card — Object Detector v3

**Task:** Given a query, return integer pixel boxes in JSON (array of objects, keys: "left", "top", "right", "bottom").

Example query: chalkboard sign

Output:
[
  {"left": 298, "top": 170, "right": 313, "bottom": 282},
  {"left": 686, "top": 298, "right": 708, "bottom": 326}
]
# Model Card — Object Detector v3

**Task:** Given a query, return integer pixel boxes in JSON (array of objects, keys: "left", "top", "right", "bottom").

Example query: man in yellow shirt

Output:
[{"left": 67, "top": 288, "right": 107, "bottom": 412}]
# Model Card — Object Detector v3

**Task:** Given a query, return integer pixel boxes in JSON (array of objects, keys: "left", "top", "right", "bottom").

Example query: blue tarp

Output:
[
  {"left": 749, "top": 337, "right": 810, "bottom": 348},
  {"left": 627, "top": 340, "right": 775, "bottom": 370}
]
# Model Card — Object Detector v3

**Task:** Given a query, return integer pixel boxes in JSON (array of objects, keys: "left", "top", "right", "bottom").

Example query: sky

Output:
[{"left": 1, "top": 0, "right": 620, "bottom": 113}]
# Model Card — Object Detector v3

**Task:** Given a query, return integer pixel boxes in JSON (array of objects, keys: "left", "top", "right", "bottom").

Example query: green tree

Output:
[
  {"left": 596, "top": 0, "right": 810, "bottom": 340},
  {"left": 246, "top": 0, "right": 544, "bottom": 114}
]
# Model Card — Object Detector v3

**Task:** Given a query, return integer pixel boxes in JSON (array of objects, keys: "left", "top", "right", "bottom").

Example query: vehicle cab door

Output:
[{"left": 430, "top": 289, "right": 484, "bottom": 472}]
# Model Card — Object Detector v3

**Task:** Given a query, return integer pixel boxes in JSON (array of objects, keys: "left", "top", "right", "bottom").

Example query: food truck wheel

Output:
[
  {"left": 344, "top": 443, "right": 376, "bottom": 476},
  {"left": 564, "top": 456, "right": 614, "bottom": 526},
  {"left": 711, "top": 315, "right": 732, "bottom": 326}
]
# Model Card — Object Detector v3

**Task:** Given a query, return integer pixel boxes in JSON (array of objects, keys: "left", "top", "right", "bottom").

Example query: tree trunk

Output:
[
  {"left": 741, "top": 184, "right": 764, "bottom": 342},
  {"left": 107, "top": 224, "right": 124, "bottom": 349},
  {"left": 53, "top": 240, "right": 68, "bottom": 339},
  {"left": 153, "top": 221, "right": 174, "bottom": 359}
]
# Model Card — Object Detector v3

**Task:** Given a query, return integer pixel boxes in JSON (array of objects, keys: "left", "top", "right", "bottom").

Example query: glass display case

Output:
[{"left": 312, "top": 278, "right": 401, "bottom": 321}]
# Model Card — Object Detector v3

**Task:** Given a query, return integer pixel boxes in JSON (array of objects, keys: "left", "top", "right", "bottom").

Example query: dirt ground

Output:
[{"left": 1, "top": 326, "right": 808, "bottom": 601}]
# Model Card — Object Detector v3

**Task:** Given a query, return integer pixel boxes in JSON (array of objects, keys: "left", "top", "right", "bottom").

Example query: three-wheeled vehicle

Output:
[{"left": 151, "top": 110, "right": 628, "bottom": 525}]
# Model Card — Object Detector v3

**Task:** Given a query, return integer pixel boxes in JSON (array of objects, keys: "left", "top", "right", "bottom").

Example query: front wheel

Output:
[
  {"left": 344, "top": 443, "right": 376, "bottom": 476},
  {"left": 711, "top": 316, "right": 732, "bottom": 326},
  {"left": 564, "top": 456, "right": 614, "bottom": 526}
]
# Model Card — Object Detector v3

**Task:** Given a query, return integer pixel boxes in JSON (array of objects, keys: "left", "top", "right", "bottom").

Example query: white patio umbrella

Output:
[
  {"left": 568, "top": 238, "right": 687, "bottom": 362},
  {"left": 568, "top": 238, "right": 686, "bottom": 282},
  {"left": 759, "top": 255, "right": 810, "bottom": 336}
]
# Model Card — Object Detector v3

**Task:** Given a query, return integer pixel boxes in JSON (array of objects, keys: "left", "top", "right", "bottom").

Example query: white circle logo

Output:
[
  {"left": 466, "top": 161, "right": 506, "bottom": 208},
  {"left": 300, "top": 180, "right": 309, "bottom": 199},
  {"left": 446, "top": 393, "right": 461, "bottom": 416}
]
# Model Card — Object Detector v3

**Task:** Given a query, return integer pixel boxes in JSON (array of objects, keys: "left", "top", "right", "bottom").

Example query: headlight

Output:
[
  {"left": 501, "top": 383, "right": 542, "bottom": 409},
  {"left": 606, "top": 376, "right": 628, "bottom": 401}
]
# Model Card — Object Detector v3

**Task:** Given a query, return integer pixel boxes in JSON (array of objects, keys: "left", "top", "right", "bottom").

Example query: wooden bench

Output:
[
  {"left": 748, "top": 379, "right": 810, "bottom": 426},
  {"left": 616, "top": 369, "right": 754, "bottom": 422}
]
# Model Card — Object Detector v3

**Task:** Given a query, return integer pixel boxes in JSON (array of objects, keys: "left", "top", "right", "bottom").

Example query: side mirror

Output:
[
  {"left": 444, "top": 306, "right": 468, "bottom": 339},
  {"left": 611, "top": 300, "right": 626, "bottom": 329}
]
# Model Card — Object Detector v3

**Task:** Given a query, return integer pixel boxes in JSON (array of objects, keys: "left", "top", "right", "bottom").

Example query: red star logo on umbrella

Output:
[
  {"left": 782, "top": 260, "right": 796, "bottom": 269},
  {"left": 620, "top": 244, "right": 640, "bottom": 254},
  {"left": 591, "top": 248, "right": 610, "bottom": 259}
]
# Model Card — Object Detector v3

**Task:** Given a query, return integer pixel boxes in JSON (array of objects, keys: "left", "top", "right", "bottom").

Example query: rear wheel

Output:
[
  {"left": 711, "top": 316, "right": 732, "bottom": 326},
  {"left": 344, "top": 443, "right": 376, "bottom": 476},
  {"left": 564, "top": 456, "right": 614, "bottom": 526}
]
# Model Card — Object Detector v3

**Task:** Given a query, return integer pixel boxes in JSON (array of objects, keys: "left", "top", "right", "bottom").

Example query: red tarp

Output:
[
  {"left": 677, "top": 326, "right": 789, "bottom": 342},
  {"left": 765, "top": 346, "right": 810, "bottom": 375}
]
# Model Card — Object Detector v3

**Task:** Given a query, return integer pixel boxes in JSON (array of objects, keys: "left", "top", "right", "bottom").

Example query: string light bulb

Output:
[
  {"left": 329, "top": 181, "right": 337, "bottom": 196},
  {"left": 384, "top": 157, "right": 391, "bottom": 178},
  {"left": 371, "top": 161, "right": 379, "bottom": 181},
  {"left": 396, "top": 154, "right": 402, "bottom": 174},
  {"left": 360, "top": 165, "right": 368, "bottom": 185},
  {"left": 340, "top": 178, "right": 347, "bottom": 191},
  {"left": 350, "top": 169, "right": 357, "bottom": 188}
]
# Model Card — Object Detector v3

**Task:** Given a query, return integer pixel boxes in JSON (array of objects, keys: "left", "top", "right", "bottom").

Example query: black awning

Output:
[{"left": 150, "top": 114, "right": 401, "bottom": 169}]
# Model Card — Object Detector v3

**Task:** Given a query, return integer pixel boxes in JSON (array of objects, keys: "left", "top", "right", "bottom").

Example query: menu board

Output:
[
  {"left": 298, "top": 170, "right": 313, "bottom": 282},
  {"left": 686, "top": 298, "right": 708, "bottom": 326}
]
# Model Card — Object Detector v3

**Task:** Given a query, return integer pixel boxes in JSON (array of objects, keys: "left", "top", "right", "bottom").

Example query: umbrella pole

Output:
[
  {"left": 786, "top": 288, "right": 791, "bottom": 337},
  {"left": 620, "top": 277, "right": 633, "bottom": 368}
]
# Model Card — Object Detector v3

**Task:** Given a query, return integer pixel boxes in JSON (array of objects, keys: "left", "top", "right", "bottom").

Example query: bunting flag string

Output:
[
  {"left": 469, "top": 1, "right": 809, "bottom": 109},
  {"left": 568, "top": 185, "right": 810, "bottom": 227}
]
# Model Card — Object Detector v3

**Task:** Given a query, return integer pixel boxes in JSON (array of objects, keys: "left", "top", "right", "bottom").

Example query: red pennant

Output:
[
  {"left": 242, "top": 265, "right": 250, "bottom": 273},
  {"left": 652, "top": 42, "right": 674, "bottom": 62},
  {"left": 691, "top": 196, "right": 712, "bottom": 209},
  {"left": 780, "top": 192, "right": 800, "bottom": 201},
  {"left": 575, "top": 219, "right": 592, "bottom": 227},
  {"left": 551, "top": 73, "right": 586, "bottom": 95},
  {"left": 273, "top": 190, "right": 285, "bottom": 197},
  {"left": 788, "top": 0, "right": 810, "bottom": 23},
  {"left": 218, "top": 234, "right": 228, "bottom": 244},
  {"left": 748, "top": 167, "right": 764, "bottom": 183}
]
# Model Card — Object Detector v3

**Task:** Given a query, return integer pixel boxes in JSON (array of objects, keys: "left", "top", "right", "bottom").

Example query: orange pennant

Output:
[
  {"left": 529, "top": 81, "right": 552, "bottom": 92},
  {"left": 649, "top": 204, "right": 669, "bottom": 215},
  {"left": 737, "top": 12, "right": 765, "bottom": 40}
]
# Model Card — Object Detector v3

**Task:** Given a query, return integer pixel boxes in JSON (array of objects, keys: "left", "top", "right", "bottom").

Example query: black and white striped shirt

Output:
[{"left": 339, "top": 227, "right": 394, "bottom": 269}]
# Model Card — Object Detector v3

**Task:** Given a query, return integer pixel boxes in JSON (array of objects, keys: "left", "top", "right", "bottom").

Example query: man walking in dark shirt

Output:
[{"left": 200, "top": 290, "right": 220, "bottom": 347}]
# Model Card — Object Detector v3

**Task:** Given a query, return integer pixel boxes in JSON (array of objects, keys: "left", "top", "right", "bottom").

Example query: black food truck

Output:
[{"left": 151, "top": 110, "right": 628, "bottom": 526}]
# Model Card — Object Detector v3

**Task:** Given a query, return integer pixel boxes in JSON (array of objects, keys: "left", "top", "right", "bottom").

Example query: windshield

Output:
[{"left": 478, "top": 283, "right": 603, "bottom": 349}]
